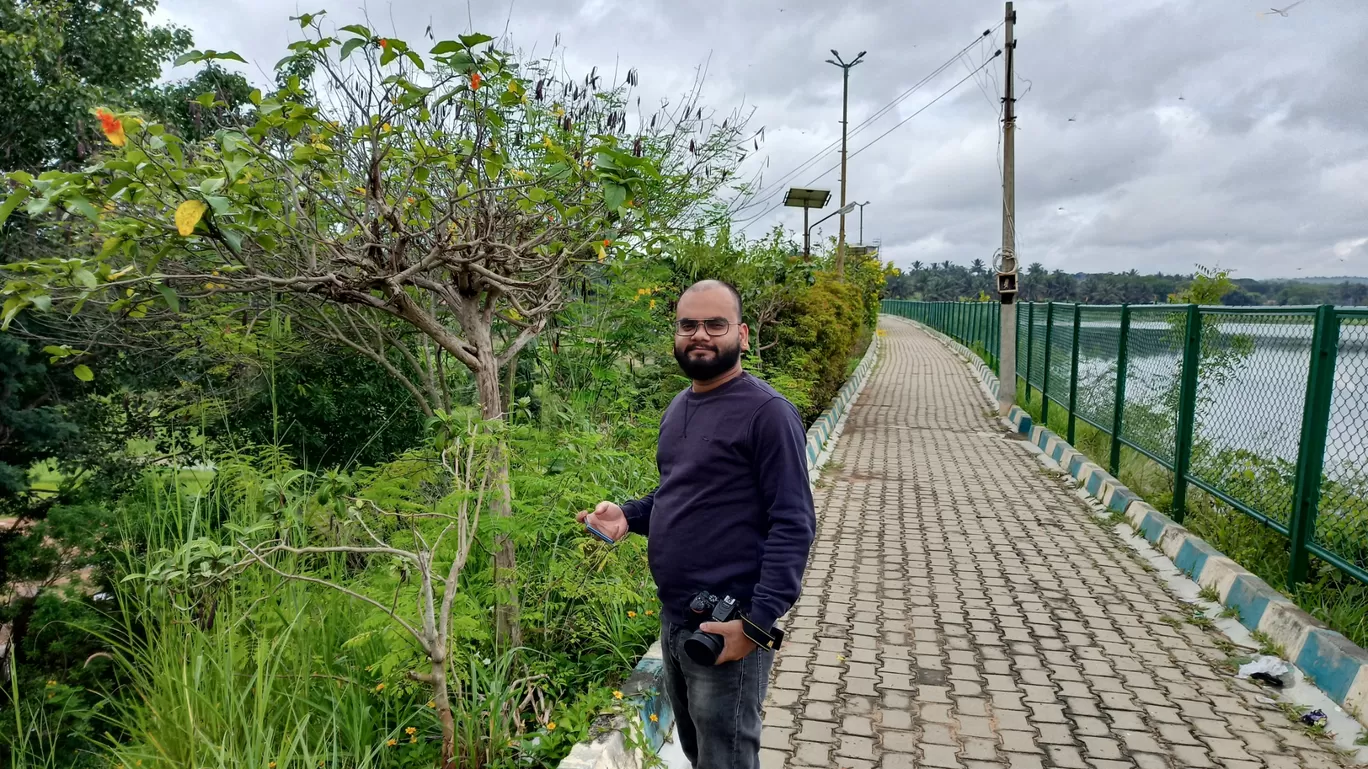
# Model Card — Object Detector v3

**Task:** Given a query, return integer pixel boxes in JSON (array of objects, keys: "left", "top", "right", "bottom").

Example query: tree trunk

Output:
[
  {"left": 431, "top": 653, "right": 456, "bottom": 769},
  {"left": 476, "top": 356, "right": 522, "bottom": 650}
]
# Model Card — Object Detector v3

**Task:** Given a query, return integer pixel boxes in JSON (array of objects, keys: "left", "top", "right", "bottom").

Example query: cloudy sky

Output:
[{"left": 152, "top": 0, "right": 1368, "bottom": 278}]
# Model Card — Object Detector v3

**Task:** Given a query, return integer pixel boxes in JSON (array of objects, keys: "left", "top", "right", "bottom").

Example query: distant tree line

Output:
[{"left": 882, "top": 260, "right": 1368, "bottom": 306}]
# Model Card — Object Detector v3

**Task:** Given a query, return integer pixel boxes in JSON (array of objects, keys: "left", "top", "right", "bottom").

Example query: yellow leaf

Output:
[
  {"left": 175, "top": 200, "right": 208, "bottom": 236},
  {"left": 595, "top": 243, "right": 606, "bottom": 262}
]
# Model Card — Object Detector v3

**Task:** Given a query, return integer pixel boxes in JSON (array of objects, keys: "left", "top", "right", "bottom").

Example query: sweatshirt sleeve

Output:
[
  {"left": 621, "top": 489, "right": 657, "bottom": 537},
  {"left": 745, "top": 396, "right": 816, "bottom": 633}
]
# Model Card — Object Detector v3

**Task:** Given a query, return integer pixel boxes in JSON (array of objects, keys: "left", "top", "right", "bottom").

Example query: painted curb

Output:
[
  {"left": 555, "top": 332, "right": 882, "bottom": 768},
  {"left": 887, "top": 313, "right": 1368, "bottom": 729}
]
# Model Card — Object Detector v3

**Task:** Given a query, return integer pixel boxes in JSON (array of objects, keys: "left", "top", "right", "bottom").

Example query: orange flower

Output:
[
  {"left": 375, "top": 683, "right": 386, "bottom": 692},
  {"left": 378, "top": 38, "right": 389, "bottom": 49},
  {"left": 471, "top": 72, "right": 482, "bottom": 91},
  {"left": 96, "top": 109, "right": 126, "bottom": 147},
  {"left": 603, "top": 239, "right": 612, "bottom": 247},
  {"left": 386, "top": 739, "right": 397, "bottom": 747}
]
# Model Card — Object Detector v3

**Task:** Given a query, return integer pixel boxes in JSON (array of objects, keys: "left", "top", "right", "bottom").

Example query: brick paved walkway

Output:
[{"left": 758, "top": 319, "right": 1348, "bottom": 769}]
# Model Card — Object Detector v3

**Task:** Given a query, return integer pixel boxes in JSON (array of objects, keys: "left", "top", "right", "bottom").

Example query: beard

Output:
[{"left": 674, "top": 337, "right": 742, "bottom": 381}]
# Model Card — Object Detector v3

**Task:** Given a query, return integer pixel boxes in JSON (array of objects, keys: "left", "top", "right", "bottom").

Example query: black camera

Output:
[{"left": 682, "top": 591, "right": 740, "bottom": 665}]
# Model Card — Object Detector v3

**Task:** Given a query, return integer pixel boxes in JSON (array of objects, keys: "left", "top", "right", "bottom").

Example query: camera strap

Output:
[{"left": 741, "top": 615, "right": 784, "bottom": 651}]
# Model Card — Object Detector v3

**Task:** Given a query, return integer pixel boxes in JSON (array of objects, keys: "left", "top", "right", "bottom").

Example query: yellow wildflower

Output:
[
  {"left": 627, "top": 611, "right": 637, "bottom": 618},
  {"left": 270, "top": 763, "right": 277, "bottom": 768},
  {"left": 649, "top": 299, "right": 656, "bottom": 310},
  {"left": 427, "top": 700, "right": 436, "bottom": 708},
  {"left": 645, "top": 610, "right": 654, "bottom": 616},
  {"left": 47, "top": 680, "right": 56, "bottom": 686},
  {"left": 387, "top": 739, "right": 397, "bottom": 747},
  {"left": 649, "top": 713, "right": 659, "bottom": 722},
  {"left": 375, "top": 683, "right": 386, "bottom": 692},
  {"left": 547, "top": 721, "right": 557, "bottom": 730},
  {"left": 613, "top": 690, "right": 624, "bottom": 700},
  {"left": 405, "top": 727, "right": 417, "bottom": 736},
  {"left": 409, "top": 736, "right": 417, "bottom": 744}
]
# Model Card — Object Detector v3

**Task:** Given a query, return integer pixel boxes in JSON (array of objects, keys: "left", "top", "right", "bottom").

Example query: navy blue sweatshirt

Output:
[{"left": 621, "top": 373, "right": 816, "bottom": 634}]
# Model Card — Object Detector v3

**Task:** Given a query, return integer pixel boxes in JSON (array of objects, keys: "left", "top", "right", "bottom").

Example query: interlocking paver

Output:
[{"left": 757, "top": 319, "right": 1351, "bottom": 768}]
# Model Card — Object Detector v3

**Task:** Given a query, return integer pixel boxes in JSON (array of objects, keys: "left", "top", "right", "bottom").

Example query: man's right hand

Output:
[{"left": 577, "top": 501, "right": 629, "bottom": 542}]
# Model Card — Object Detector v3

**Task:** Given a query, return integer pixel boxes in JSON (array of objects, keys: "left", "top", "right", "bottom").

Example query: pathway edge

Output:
[
  {"left": 889, "top": 312, "right": 1368, "bottom": 730},
  {"left": 556, "top": 331, "right": 882, "bottom": 769}
]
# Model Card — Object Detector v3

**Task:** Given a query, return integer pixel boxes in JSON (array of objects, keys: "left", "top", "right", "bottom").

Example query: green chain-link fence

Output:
[{"left": 882, "top": 299, "right": 1368, "bottom": 591}]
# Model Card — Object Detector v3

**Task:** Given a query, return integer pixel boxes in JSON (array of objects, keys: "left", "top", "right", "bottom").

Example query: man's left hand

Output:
[{"left": 698, "top": 619, "right": 757, "bottom": 665}]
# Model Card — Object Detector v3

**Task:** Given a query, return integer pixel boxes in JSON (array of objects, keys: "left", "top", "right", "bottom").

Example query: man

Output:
[{"left": 577, "top": 279, "right": 816, "bottom": 769}]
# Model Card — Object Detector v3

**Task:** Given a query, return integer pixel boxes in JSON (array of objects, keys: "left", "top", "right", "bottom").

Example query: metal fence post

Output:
[
  {"left": 1171, "top": 304, "right": 1203, "bottom": 523},
  {"left": 1024, "top": 302, "right": 1036, "bottom": 404},
  {"left": 1067, "top": 303, "right": 1081, "bottom": 444},
  {"left": 1109, "top": 304, "right": 1132, "bottom": 476},
  {"left": 1041, "top": 302, "right": 1055, "bottom": 425},
  {"left": 1288, "top": 305, "right": 1341, "bottom": 588}
]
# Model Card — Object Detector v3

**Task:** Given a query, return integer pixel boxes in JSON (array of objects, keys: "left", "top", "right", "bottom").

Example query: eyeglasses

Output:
[{"left": 674, "top": 318, "right": 737, "bottom": 337}]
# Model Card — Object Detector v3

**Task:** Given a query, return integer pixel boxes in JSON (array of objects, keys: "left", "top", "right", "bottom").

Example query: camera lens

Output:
[{"left": 683, "top": 630, "right": 724, "bottom": 665}]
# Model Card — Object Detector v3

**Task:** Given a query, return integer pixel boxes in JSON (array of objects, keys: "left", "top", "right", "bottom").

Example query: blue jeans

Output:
[{"left": 661, "top": 620, "right": 775, "bottom": 769}]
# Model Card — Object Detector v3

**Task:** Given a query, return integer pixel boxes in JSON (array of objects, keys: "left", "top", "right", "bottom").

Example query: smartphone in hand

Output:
[{"left": 584, "top": 519, "right": 616, "bottom": 545}]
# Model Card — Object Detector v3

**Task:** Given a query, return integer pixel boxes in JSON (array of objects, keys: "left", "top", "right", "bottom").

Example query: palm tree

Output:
[
  {"left": 970, "top": 258, "right": 985, "bottom": 276},
  {"left": 911, "top": 260, "right": 924, "bottom": 271}
]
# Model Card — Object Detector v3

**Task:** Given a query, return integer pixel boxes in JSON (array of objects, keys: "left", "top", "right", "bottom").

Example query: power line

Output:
[
  {"left": 731, "top": 24, "right": 1003, "bottom": 220},
  {"left": 740, "top": 48, "right": 1002, "bottom": 232}
]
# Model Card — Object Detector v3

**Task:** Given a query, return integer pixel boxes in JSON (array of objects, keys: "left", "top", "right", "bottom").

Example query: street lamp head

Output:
[
  {"left": 830, "top": 48, "right": 840, "bottom": 58},
  {"left": 836, "top": 202, "right": 857, "bottom": 215},
  {"left": 855, "top": 51, "right": 867, "bottom": 63},
  {"left": 825, "top": 59, "right": 839, "bottom": 66}
]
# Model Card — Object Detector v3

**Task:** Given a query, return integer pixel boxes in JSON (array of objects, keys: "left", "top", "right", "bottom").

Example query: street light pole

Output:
[
  {"left": 806, "top": 202, "right": 857, "bottom": 257},
  {"left": 826, "top": 49, "right": 866, "bottom": 278},
  {"left": 855, "top": 201, "right": 871, "bottom": 244}
]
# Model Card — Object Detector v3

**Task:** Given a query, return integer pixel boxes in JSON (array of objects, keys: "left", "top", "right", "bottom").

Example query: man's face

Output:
[{"left": 673, "top": 287, "right": 749, "bottom": 381}]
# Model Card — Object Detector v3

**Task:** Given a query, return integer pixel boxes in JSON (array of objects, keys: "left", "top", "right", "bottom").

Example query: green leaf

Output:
[
  {"left": 380, "top": 47, "right": 398, "bottom": 67},
  {"left": 459, "top": 33, "right": 494, "bottom": 48},
  {"left": 340, "top": 24, "right": 371, "bottom": 38},
  {"left": 205, "top": 195, "right": 230, "bottom": 214},
  {"left": 0, "top": 188, "right": 28, "bottom": 227},
  {"left": 173, "top": 50, "right": 204, "bottom": 67},
  {"left": 206, "top": 50, "right": 247, "bottom": 63},
  {"left": 604, "top": 183, "right": 627, "bottom": 212},
  {"left": 340, "top": 38, "right": 366, "bottom": 60},
  {"left": 1, "top": 297, "right": 23, "bottom": 328},
  {"left": 274, "top": 55, "right": 298, "bottom": 71},
  {"left": 292, "top": 11, "right": 323, "bottom": 27},
  {"left": 200, "top": 177, "right": 225, "bottom": 194},
  {"left": 73, "top": 269, "right": 97, "bottom": 289},
  {"left": 249, "top": 88, "right": 262, "bottom": 106},
  {"left": 156, "top": 284, "right": 180, "bottom": 313},
  {"left": 405, "top": 50, "right": 425, "bottom": 71},
  {"left": 67, "top": 197, "right": 99, "bottom": 222},
  {"left": 29, "top": 295, "right": 51, "bottom": 312},
  {"left": 430, "top": 41, "right": 463, "bottom": 55},
  {"left": 224, "top": 156, "right": 249, "bottom": 181},
  {"left": 73, "top": 364, "right": 93, "bottom": 382}
]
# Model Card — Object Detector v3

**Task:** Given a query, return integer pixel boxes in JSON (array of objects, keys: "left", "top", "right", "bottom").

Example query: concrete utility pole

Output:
[
  {"left": 996, "top": 1, "right": 1020, "bottom": 417},
  {"left": 826, "top": 49, "right": 865, "bottom": 277}
]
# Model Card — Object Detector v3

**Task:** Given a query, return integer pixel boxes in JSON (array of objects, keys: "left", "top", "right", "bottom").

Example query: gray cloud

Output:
[{"left": 153, "top": 0, "right": 1368, "bottom": 278}]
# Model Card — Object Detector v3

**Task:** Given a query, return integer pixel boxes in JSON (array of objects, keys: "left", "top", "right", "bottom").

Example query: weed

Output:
[
  {"left": 1251, "top": 630, "right": 1288, "bottom": 659},
  {"left": 1186, "top": 611, "right": 1216, "bottom": 631},
  {"left": 1198, "top": 585, "right": 1221, "bottom": 603},
  {"left": 1160, "top": 616, "right": 1183, "bottom": 629},
  {"left": 1219, "top": 605, "right": 1242, "bottom": 621}
]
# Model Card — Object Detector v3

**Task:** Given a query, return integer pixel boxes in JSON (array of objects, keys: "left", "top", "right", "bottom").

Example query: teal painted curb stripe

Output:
[
  {"left": 1138, "top": 510, "right": 1171, "bottom": 543},
  {"left": 1297, "top": 629, "right": 1368, "bottom": 705},
  {"left": 1225, "top": 575, "right": 1276, "bottom": 631},
  {"left": 1173, "top": 538, "right": 1217, "bottom": 579}
]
